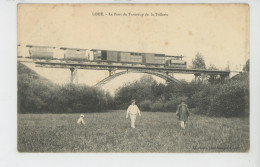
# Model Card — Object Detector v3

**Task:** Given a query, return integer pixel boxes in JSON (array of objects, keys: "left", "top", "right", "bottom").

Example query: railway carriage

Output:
[
  {"left": 26, "top": 45, "right": 55, "bottom": 59},
  {"left": 120, "top": 52, "right": 131, "bottom": 63},
  {"left": 91, "top": 49, "right": 143, "bottom": 64},
  {"left": 142, "top": 53, "right": 165, "bottom": 67},
  {"left": 61, "top": 47, "right": 89, "bottom": 61}
]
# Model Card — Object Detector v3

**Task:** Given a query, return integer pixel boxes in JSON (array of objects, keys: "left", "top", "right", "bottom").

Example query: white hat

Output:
[{"left": 80, "top": 114, "right": 84, "bottom": 117}]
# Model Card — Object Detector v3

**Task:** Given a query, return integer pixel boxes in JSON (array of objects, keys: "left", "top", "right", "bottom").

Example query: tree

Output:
[
  {"left": 208, "top": 64, "right": 218, "bottom": 70},
  {"left": 191, "top": 53, "right": 207, "bottom": 82},
  {"left": 243, "top": 59, "right": 249, "bottom": 72},
  {"left": 191, "top": 53, "right": 207, "bottom": 69},
  {"left": 114, "top": 75, "right": 158, "bottom": 109}
]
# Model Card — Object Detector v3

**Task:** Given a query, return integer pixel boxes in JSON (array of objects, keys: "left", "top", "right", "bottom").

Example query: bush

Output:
[
  {"left": 190, "top": 89, "right": 211, "bottom": 114},
  {"left": 210, "top": 82, "right": 247, "bottom": 117},
  {"left": 115, "top": 72, "right": 248, "bottom": 117},
  {"left": 151, "top": 100, "right": 164, "bottom": 112},
  {"left": 113, "top": 75, "right": 159, "bottom": 109},
  {"left": 164, "top": 96, "right": 188, "bottom": 112},
  {"left": 189, "top": 83, "right": 221, "bottom": 115},
  {"left": 50, "top": 84, "right": 112, "bottom": 113},
  {"left": 163, "top": 100, "right": 178, "bottom": 112},
  {"left": 140, "top": 100, "right": 153, "bottom": 111},
  {"left": 190, "top": 107, "right": 201, "bottom": 114},
  {"left": 18, "top": 62, "right": 114, "bottom": 113}
]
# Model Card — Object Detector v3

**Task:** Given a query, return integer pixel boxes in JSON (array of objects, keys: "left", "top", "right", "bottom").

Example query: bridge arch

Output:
[{"left": 95, "top": 70, "right": 180, "bottom": 88}]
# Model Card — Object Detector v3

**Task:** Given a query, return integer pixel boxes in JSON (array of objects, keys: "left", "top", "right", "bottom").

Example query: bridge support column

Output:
[
  {"left": 108, "top": 69, "right": 116, "bottom": 76},
  {"left": 194, "top": 73, "right": 201, "bottom": 81},
  {"left": 208, "top": 74, "right": 217, "bottom": 84},
  {"left": 109, "top": 69, "right": 112, "bottom": 76},
  {"left": 70, "top": 68, "right": 78, "bottom": 84}
]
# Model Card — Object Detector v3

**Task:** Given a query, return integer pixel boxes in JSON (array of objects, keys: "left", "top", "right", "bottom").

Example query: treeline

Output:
[
  {"left": 114, "top": 73, "right": 249, "bottom": 117},
  {"left": 18, "top": 62, "right": 249, "bottom": 117},
  {"left": 18, "top": 63, "right": 113, "bottom": 113}
]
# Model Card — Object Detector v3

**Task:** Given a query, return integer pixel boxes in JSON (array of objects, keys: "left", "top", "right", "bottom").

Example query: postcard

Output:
[{"left": 17, "top": 3, "right": 249, "bottom": 153}]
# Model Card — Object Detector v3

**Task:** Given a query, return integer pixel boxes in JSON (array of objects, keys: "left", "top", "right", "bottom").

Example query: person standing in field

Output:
[
  {"left": 126, "top": 99, "right": 141, "bottom": 129},
  {"left": 176, "top": 101, "right": 190, "bottom": 129},
  {"left": 77, "top": 114, "right": 86, "bottom": 125}
]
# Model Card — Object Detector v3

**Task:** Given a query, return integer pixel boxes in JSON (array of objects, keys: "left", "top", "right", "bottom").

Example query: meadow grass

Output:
[{"left": 18, "top": 110, "right": 249, "bottom": 152}]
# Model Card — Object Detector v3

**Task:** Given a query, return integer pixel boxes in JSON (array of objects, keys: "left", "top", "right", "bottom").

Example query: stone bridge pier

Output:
[{"left": 70, "top": 68, "right": 78, "bottom": 84}]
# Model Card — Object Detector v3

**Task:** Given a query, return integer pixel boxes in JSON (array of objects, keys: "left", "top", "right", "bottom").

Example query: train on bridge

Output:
[{"left": 25, "top": 45, "right": 187, "bottom": 69}]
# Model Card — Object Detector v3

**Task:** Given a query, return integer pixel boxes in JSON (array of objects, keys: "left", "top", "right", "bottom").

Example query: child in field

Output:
[{"left": 77, "top": 114, "right": 86, "bottom": 125}]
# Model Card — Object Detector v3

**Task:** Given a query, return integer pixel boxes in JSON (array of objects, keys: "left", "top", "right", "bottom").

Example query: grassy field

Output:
[{"left": 18, "top": 110, "right": 249, "bottom": 152}]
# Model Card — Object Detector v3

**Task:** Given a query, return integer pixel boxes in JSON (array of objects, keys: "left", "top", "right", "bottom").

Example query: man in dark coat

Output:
[{"left": 176, "top": 101, "right": 190, "bottom": 129}]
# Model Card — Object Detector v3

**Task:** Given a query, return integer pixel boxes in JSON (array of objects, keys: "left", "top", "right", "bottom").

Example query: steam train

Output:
[{"left": 26, "top": 45, "right": 187, "bottom": 68}]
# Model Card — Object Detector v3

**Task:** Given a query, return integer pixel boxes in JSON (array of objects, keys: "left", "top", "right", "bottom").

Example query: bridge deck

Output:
[
  {"left": 18, "top": 58, "right": 230, "bottom": 76},
  {"left": 33, "top": 61, "right": 230, "bottom": 75}
]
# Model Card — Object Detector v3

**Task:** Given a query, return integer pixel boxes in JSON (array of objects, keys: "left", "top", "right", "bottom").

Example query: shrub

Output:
[
  {"left": 140, "top": 100, "right": 153, "bottom": 111},
  {"left": 164, "top": 96, "right": 188, "bottom": 112},
  {"left": 163, "top": 100, "right": 178, "bottom": 112},
  {"left": 113, "top": 75, "right": 159, "bottom": 109},
  {"left": 18, "top": 66, "right": 114, "bottom": 114},
  {"left": 189, "top": 86, "right": 211, "bottom": 114},
  {"left": 190, "top": 107, "right": 201, "bottom": 114},
  {"left": 151, "top": 100, "right": 164, "bottom": 112},
  {"left": 210, "top": 82, "right": 246, "bottom": 117}
]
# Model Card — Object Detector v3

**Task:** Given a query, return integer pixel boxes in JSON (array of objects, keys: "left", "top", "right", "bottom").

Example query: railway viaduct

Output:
[{"left": 17, "top": 59, "right": 231, "bottom": 87}]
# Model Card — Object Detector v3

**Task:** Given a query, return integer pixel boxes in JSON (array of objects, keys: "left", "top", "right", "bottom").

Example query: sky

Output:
[{"left": 17, "top": 4, "right": 249, "bottom": 94}]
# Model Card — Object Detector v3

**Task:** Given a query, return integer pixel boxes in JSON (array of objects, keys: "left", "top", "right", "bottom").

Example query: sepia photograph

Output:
[{"left": 17, "top": 4, "right": 250, "bottom": 153}]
